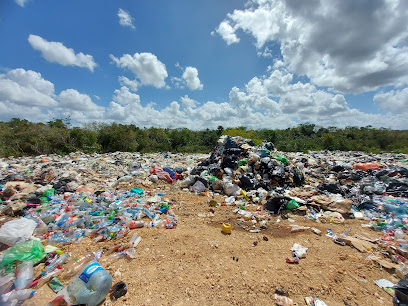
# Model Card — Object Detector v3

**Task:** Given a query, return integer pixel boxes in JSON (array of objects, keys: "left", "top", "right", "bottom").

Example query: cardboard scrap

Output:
[
  {"left": 374, "top": 259, "right": 399, "bottom": 270},
  {"left": 338, "top": 236, "right": 378, "bottom": 252}
]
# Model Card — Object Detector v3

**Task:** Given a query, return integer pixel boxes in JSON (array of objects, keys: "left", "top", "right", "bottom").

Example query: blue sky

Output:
[{"left": 1, "top": 0, "right": 408, "bottom": 129}]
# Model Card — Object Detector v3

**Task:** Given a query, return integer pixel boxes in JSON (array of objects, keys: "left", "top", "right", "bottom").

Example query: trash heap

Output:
[
  {"left": 180, "top": 135, "right": 304, "bottom": 201},
  {"left": 180, "top": 136, "right": 407, "bottom": 220},
  {"left": 0, "top": 139, "right": 408, "bottom": 304},
  {"left": 0, "top": 152, "right": 203, "bottom": 305}
]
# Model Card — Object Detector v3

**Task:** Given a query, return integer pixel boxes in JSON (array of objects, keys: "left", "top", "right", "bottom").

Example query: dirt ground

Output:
[{"left": 25, "top": 182, "right": 396, "bottom": 306}]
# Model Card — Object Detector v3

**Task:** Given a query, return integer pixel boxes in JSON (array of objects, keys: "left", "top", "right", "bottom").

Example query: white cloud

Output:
[
  {"left": 0, "top": 68, "right": 57, "bottom": 107},
  {"left": 374, "top": 87, "right": 408, "bottom": 114},
  {"left": 59, "top": 89, "right": 103, "bottom": 112},
  {"left": 118, "top": 76, "right": 139, "bottom": 92},
  {"left": 215, "top": 0, "right": 408, "bottom": 93},
  {"left": 213, "top": 21, "right": 240, "bottom": 45},
  {"left": 15, "top": 0, "right": 29, "bottom": 7},
  {"left": 110, "top": 52, "right": 168, "bottom": 88},
  {"left": 182, "top": 66, "right": 203, "bottom": 90},
  {"left": 0, "top": 68, "right": 104, "bottom": 124},
  {"left": 28, "top": 34, "right": 97, "bottom": 72},
  {"left": 170, "top": 77, "right": 184, "bottom": 89},
  {"left": 118, "top": 8, "right": 135, "bottom": 29},
  {"left": 181, "top": 95, "right": 198, "bottom": 109},
  {"left": 3, "top": 65, "right": 408, "bottom": 130},
  {"left": 257, "top": 47, "right": 273, "bottom": 58},
  {"left": 112, "top": 86, "right": 141, "bottom": 106}
]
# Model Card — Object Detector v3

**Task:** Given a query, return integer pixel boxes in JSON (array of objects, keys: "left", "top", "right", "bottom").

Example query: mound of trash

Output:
[
  {"left": 180, "top": 135, "right": 304, "bottom": 196},
  {"left": 0, "top": 138, "right": 408, "bottom": 305},
  {"left": 180, "top": 135, "right": 408, "bottom": 219}
]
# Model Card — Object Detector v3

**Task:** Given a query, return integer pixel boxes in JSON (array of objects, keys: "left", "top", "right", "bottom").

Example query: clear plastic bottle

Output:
[
  {"left": 127, "top": 220, "right": 145, "bottom": 229},
  {"left": 14, "top": 260, "right": 34, "bottom": 290},
  {"left": 63, "top": 252, "right": 94, "bottom": 279},
  {"left": 1, "top": 289, "right": 35, "bottom": 303},
  {"left": 395, "top": 228, "right": 405, "bottom": 239},
  {"left": 44, "top": 253, "right": 69, "bottom": 275},
  {"left": 36, "top": 268, "right": 63, "bottom": 288},
  {"left": 66, "top": 260, "right": 112, "bottom": 306},
  {"left": 129, "top": 233, "right": 142, "bottom": 248}
]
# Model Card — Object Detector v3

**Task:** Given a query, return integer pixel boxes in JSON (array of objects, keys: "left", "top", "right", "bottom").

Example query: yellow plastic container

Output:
[
  {"left": 209, "top": 200, "right": 217, "bottom": 207},
  {"left": 222, "top": 223, "right": 232, "bottom": 234},
  {"left": 241, "top": 189, "right": 250, "bottom": 201}
]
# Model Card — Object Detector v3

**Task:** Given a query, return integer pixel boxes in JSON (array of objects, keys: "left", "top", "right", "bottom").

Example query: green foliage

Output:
[{"left": 0, "top": 119, "right": 407, "bottom": 156}]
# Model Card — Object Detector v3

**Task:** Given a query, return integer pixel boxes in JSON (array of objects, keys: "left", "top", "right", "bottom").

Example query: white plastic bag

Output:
[
  {"left": 190, "top": 181, "right": 207, "bottom": 193},
  {"left": 291, "top": 243, "right": 308, "bottom": 259},
  {"left": 0, "top": 218, "right": 36, "bottom": 246}
]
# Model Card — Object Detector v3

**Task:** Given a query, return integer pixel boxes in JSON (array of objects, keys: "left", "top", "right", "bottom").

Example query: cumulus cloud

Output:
[
  {"left": 0, "top": 68, "right": 105, "bottom": 124},
  {"left": 110, "top": 52, "right": 168, "bottom": 88},
  {"left": 212, "top": 21, "right": 240, "bottom": 45},
  {"left": 257, "top": 47, "right": 273, "bottom": 58},
  {"left": 214, "top": 0, "right": 408, "bottom": 93},
  {"left": 118, "top": 76, "right": 139, "bottom": 92},
  {"left": 182, "top": 66, "right": 203, "bottom": 90},
  {"left": 3, "top": 66, "right": 408, "bottom": 130},
  {"left": 118, "top": 8, "right": 135, "bottom": 29},
  {"left": 374, "top": 87, "right": 408, "bottom": 114},
  {"left": 0, "top": 68, "right": 57, "bottom": 107},
  {"left": 14, "top": 0, "right": 30, "bottom": 7},
  {"left": 28, "top": 35, "right": 97, "bottom": 72},
  {"left": 170, "top": 77, "right": 184, "bottom": 89},
  {"left": 59, "top": 89, "right": 104, "bottom": 112}
]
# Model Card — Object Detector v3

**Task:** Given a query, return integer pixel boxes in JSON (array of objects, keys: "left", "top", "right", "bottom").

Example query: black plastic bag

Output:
[
  {"left": 264, "top": 196, "right": 291, "bottom": 214},
  {"left": 394, "top": 274, "right": 408, "bottom": 305}
]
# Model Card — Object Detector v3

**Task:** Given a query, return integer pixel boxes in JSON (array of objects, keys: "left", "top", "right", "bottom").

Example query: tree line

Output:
[{"left": 0, "top": 119, "right": 407, "bottom": 157}]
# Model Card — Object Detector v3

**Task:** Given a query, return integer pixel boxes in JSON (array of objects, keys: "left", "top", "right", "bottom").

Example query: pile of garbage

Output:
[
  {"left": 0, "top": 136, "right": 408, "bottom": 304},
  {"left": 0, "top": 152, "right": 204, "bottom": 305},
  {"left": 180, "top": 136, "right": 408, "bottom": 222},
  {"left": 181, "top": 136, "right": 304, "bottom": 195}
]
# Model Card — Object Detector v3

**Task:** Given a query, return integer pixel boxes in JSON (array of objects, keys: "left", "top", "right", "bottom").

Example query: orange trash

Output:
[
  {"left": 76, "top": 187, "right": 95, "bottom": 194},
  {"left": 353, "top": 163, "right": 380, "bottom": 171}
]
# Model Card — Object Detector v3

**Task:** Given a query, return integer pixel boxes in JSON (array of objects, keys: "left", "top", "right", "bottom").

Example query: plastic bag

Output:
[
  {"left": 271, "top": 153, "right": 289, "bottom": 166},
  {"left": 291, "top": 243, "right": 308, "bottom": 258},
  {"left": 0, "top": 240, "right": 45, "bottom": 272},
  {"left": 318, "top": 211, "right": 345, "bottom": 223},
  {"left": 285, "top": 199, "right": 300, "bottom": 210},
  {"left": 0, "top": 218, "right": 37, "bottom": 246},
  {"left": 393, "top": 274, "right": 408, "bottom": 305},
  {"left": 190, "top": 181, "right": 206, "bottom": 193}
]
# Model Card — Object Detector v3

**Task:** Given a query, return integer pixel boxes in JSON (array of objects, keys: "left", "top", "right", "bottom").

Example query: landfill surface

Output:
[{"left": 1, "top": 136, "right": 408, "bottom": 306}]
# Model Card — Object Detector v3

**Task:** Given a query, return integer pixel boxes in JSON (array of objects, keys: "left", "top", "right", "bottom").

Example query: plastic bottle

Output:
[
  {"left": 66, "top": 260, "right": 112, "bottom": 306},
  {"left": 34, "top": 220, "right": 48, "bottom": 236},
  {"left": 44, "top": 254, "right": 69, "bottom": 275},
  {"left": 35, "top": 268, "right": 62, "bottom": 288},
  {"left": 129, "top": 233, "right": 142, "bottom": 248},
  {"left": 395, "top": 228, "right": 405, "bottom": 239},
  {"left": 56, "top": 213, "right": 70, "bottom": 228},
  {"left": 14, "top": 261, "right": 34, "bottom": 290},
  {"left": 396, "top": 263, "right": 408, "bottom": 278},
  {"left": 382, "top": 203, "right": 407, "bottom": 216},
  {"left": 62, "top": 253, "right": 94, "bottom": 279},
  {"left": 1, "top": 289, "right": 35, "bottom": 303},
  {"left": 46, "top": 234, "right": 72, "bottom": 246},
  {"left": 143, "top": 208, "right": 155, "bottom": 219},
  {"left": 128, "top": 220, "right": 145, "bottom": 229}
]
